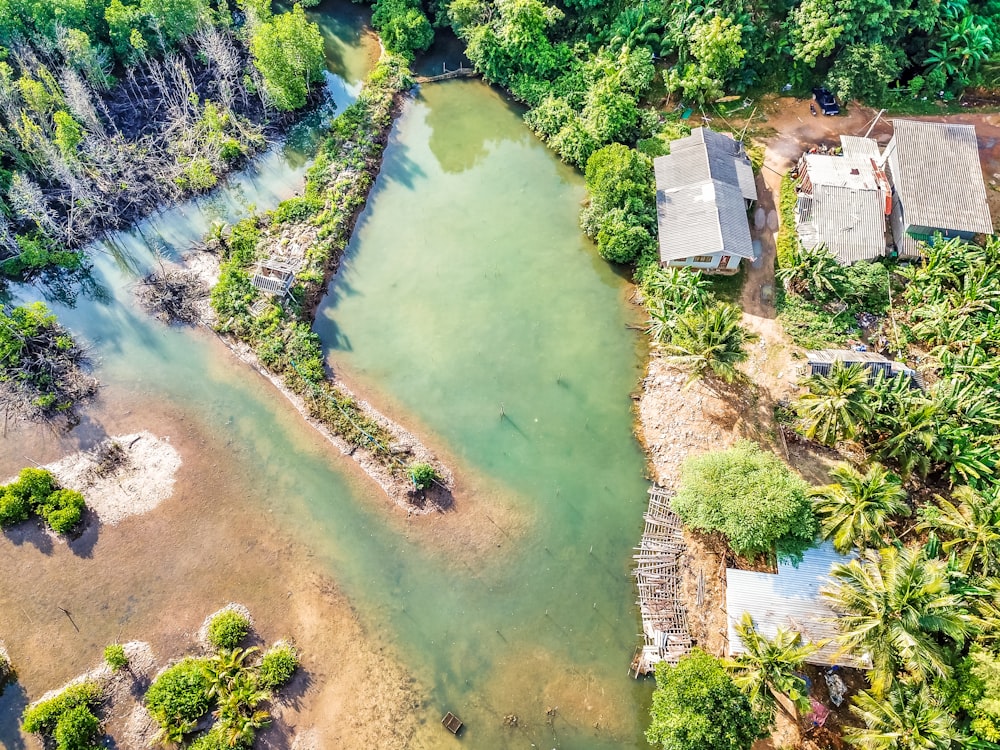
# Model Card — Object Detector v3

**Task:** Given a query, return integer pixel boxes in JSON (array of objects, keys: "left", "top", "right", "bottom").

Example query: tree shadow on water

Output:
[{"left": 0, "top": 680, "right": 29, "bottom": 750}]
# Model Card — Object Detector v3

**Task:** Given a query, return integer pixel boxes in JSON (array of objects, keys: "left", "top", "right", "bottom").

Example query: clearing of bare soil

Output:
[{"left": 26, "top": 432, "right": 182, "bottom": 527}]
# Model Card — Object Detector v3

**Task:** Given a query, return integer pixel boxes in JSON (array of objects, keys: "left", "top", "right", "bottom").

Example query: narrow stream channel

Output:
[{"left": 0, "top": 6, "right": 654, "bottom": 749}]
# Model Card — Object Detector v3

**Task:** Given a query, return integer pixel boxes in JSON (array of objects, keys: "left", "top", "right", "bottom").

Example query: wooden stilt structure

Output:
[{"left": 631, "top": 486, "right": 692, "bottom": 677}]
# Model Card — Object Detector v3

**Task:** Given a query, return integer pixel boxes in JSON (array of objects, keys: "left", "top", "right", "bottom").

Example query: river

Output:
[{"left": 0, "top": 5, "right": 652, "bottom": 749}]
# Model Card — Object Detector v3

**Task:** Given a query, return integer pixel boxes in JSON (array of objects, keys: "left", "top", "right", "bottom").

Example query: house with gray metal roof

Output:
[
  {"left": 794, "top": 137, "right": 891, "bottom": 265},
  {"left": 726, "top": 541, "right": 869, "bottom": 668},
  {"left": 884, "top": 119, "right": 994, "bottom": 258},
  {"left": 653, "top": 127, "right": 757, "bottom": 273}
]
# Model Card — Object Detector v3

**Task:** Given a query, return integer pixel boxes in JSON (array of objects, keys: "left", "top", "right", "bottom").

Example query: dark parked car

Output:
[{"left": 812, "top": 87, "right": 840, "bottom": 115}]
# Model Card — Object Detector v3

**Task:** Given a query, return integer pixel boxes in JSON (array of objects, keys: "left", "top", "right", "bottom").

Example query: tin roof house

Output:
[
  {"left": 794, "top": 136, "right": 891, "bottom": 265},
  {"left": 884, "top": 119, "right": 994, "bottom": 258},
  {"left": 653, "top": 127, "right": 758, "bottom": 273}
]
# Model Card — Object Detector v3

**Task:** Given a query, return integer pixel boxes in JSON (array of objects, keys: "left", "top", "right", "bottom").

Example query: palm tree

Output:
[
  {"left": 871, "top": 400, "right": 940, "bottom": 480},
  {"left": 203, "top": 647, "right": 260, "bottom": 699},
  {"left": 844, "top": 685, "right": 961, "bottom": 750},
  {"left": 220, "top": 708, "right": 271, "bottom": 748},
  {"left": 662, "top": 302, "right": 758, "bottom": 385},
  {"left": 811, "top": 463, "right": 909, "bottom": 554},
  {"left": 795, "top": 361, "right": 872, "bottom": 445},
  {"left": 823, "top": 546, "right": 976, "bottom": 695},
  {"left": 918, "top": 486, "right": 1000, "bottom": 577},
  {"left": 727, "top": 612, "right": 819, "bottom": 719}
]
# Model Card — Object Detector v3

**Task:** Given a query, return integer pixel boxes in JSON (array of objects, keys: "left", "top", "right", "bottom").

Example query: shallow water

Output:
[
  {"left": 0, "top": 10, "right": 654, "bottom": 750},
  {"left": 312, "top": 80, "right": 651, "bottom": 747}
]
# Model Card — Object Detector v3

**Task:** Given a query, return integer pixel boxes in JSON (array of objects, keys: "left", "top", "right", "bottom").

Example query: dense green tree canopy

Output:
[
  {"left": 249, "top": 4, "right": 325, "bottom": 111},
  {"left": 647, "top": 649, "right": 771, "bottom": 750},
  {"left": 672, "top": 440, "right": 815, "bottom": 559}
]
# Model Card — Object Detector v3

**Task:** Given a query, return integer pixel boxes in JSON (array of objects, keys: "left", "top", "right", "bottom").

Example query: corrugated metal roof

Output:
[
  {"left": 804, "top": 154, "right": 881, "bottom": 190},
  {"left": 840, "top": 136, "right": 881, "bottom": 159},
  {"left": 735, "top": 159, "right": 758, "bottom": 201},
  {"left": 808, "top": 184, "right": 887, "bottom": 264},
  {"left": 726, "top": 542, "right": 868, "bottom": 668},
  {"left": 888, "top": 119, "right": 994, "bottom": 235},
  {"left": 653, "top": 127, "right": 756, "bottom": 263},
  {"left": 806, "top": 349, "right": 891, "bottom": 364}
]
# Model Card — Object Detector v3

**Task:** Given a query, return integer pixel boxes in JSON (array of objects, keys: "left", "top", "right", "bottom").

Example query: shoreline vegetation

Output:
[
  {"left": 0, "top": 0, "right": 327, "bottom": 285},
  {"left": 18, "top": 604, "right": 301, "bottom": 750},
  {"left": 201, "top": 51, "right": 455, "bottom": 513}
]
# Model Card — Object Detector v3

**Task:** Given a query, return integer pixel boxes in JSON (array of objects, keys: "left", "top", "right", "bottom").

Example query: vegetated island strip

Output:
[
  {"left": 199, "top": 52, "right": 453, "bottom": 513},
  {"left": 16, "top": 604, "right": 302, "bottom": 750}
]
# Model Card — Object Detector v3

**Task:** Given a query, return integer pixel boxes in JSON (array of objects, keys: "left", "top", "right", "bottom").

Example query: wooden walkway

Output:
[
  {"left": 631, "top": 486, "right": 692, "bottom": 677},
  {"left": 413, "top": 66, "right": 479, "bottom": 84}
]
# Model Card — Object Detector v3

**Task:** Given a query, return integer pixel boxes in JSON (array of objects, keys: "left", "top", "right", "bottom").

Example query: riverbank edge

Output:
[{"left": 203, "top": 52, "right": 455, "bottom": 513}]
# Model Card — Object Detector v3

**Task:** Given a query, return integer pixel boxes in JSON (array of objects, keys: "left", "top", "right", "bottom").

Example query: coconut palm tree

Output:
[
  {"left": 795, "top": 361, "right": 872, "bottom": 446},
  {"left": 844, "top": 684, "right": 961, "bottom": 750},
  {"left": 203, "top": 646, "right": 260, "bottom": 699},
  {"left": 662, "top": 302, "right": 758, "bottom": 385},
  {"left": 811, "top": 463, "right": 909, "bottom": 554},
  {"left": 727, "top": 612, "right": 819, "bottom": 719},
  {"left": 823, "top": 546, "right": 976, "bottom": 695},
  {"left": 220, "top": 708, "right": 271, "bottom": 748},
  {"left": 918, "top": 486, "right": 1000, "bottom": 577}
]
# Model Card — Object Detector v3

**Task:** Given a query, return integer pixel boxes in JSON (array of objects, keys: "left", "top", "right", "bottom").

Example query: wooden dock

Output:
[
  {"left": 630, "top": 486, "right": 692, "bottom": 677},
  {"left": 414, "top": 65, "right": 480, "bottom": 84}
]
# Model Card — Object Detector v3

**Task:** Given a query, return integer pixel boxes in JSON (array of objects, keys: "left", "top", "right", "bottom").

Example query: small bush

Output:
[
  {"left": 207, "top": 610, "right": 251, "bottom": 650},
  {"left": 672, "top": 440, "right": 816, "bottom": 559},
  {"left": 408, "top": 462, "right": 439, "bottom": 491},
  {"left": 40, "top": 489, "right": 86, "bottom": 534},
  {"left": 9, "top": 468, "right": 58, "bottom": 511},
  {"left": 22, "top": 681, "right": 101, "bottom": 734},
  {"left": 189, "top": 727, "right": 229, "bottom": 750},
  {"left": 258, "top": 643, "right": 299, "bottom": 690},
  {"left": 53, "top": 704, "right": 100, "bottom": 750},
  {"left": 270, "top": 196, "right": 324, "bottom": 225},
  {"left": 103, "top": 644, "right": 128, "bottom": 672},
  {"left": 0, "top": 488, "right": 30, "bottom": 528},
  {"left": 145, "top": 658, "right": 212, "bottom": 733}
]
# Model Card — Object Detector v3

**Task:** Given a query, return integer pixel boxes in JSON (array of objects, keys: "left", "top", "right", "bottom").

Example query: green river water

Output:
[{"left": 0, "top": 5, "right": 654, "bottom": 748}]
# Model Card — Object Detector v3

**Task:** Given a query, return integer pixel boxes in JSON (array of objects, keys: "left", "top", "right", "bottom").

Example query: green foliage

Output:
[
  {"left": 270, "top": 196, "right": 324, "bottom": 225},
  {"left": 580, "top": 144, "right": 655, "bottom": 263},
  {"left": 662, "top": 303, "right": 758, "bottom": 385},
  {"left": 917, "top": 486, "right": 1000, "bottom": 577},
  {"left": 144, "top": 658, "right": 212, "bottom": 736},
  {"left": 811, "top": 463, "right": 909, "bottom": 554},
  {"left": 845, "top": 684, "right": 961, "bottom": 750},
  {"left": 207, "top": 610, "right": 251, "bottom": 650},
  {"left": 408, "top": 462, "right": 438, "bottom": 491},
  {"left": 188, "top": 727, "right": 230, "bottom": 750},
  {"left": 795, "top": 362, "right": 872, "bottom": 446},
  {"left": 22, "top": 681, "right": 101, "bottom": 735},
  {"left": 53, "top": 704, "right": 100, "bottom": 750},
  {"left": 249, "top": 4, "right": 325, "bottom": 112},
  {"left": 664, "top": 16, "right": 746, "bottom": 104},
  {"left": 372, "top": 0, "right": 433, "bottom": 57},
  {"left": 257, "top": 643, "right": 299, "bottom": 690},
  {"left": 673, "top": 440, "right": 815, "bottom": 559},
  {"left": 647, "top": 649, "right": 770, "bottom": 750},
  {"left": 0, "top": 486, "right": 31, "bottom": 527},
  {"left": 39, "top": 488, "right": 86, "bottom": 534},
  {"left": 826, "top": 43, "right": 905, "bottom": 105},
  {"left": 944, "top": 646, "right": 1000, "bottom": 744},
  {"left": 775, "top": 174, "right": 801, "bottom": 270},
  {"left": 825, "top": 546, "right": 975, "bottom": 695},
  {"left": 103, "top": 644, "right": 128, "bottom": 672},
  {"left": 728, "top": 613, "right": 819, "bottom": 718}
]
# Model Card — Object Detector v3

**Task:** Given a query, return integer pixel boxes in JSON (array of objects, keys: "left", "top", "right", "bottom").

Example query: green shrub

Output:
[
  {"left": 40, "top": 489, "right": 86, "bottom": 534},
  {"left": 270, "top": 196, "right": 324, "bottom": 225},
  {"left": 257, "top": 642, "right": 299, "bottom": 689},
  {"left": 8, "top": 468, "right": 58, "bottom": 511},
  {"left": 672, "top": 440, "right": 815, "bottom": 559},
  {"left": 207, "top": 610, "right": 251, "bottom": 650},
  {"left": 189, "top": 727, "right": 229, "bottom": 750},
  {"left": 647, "top": 649, "right": 770, "bottom": 750},
  {"left": 775, "top": 174, "right": 800, "bottom": 269},
  {"left": 53, "top": 704, "right": 100, "bottom": 750},
  {"left": 408, "top": 463, "right": 439, "bottom": 491},
  {"left": 144, "top": 658, "right": 212, "bottom": 733},
  {"left": 103, "top": 644, "right": 128, "bottom": 672},
  {"left": 0, "top": 487, "right": 30, "bottom": 527},
  {"left": 22, "top": 681, "right": 101, "bottom": 734}
]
